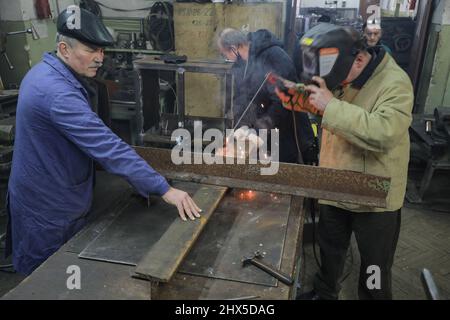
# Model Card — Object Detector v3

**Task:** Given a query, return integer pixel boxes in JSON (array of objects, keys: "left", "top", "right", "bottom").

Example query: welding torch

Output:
[
  {"left": 267, "top": 72, "right": 296, "bottom": 97},
  {"left": 268, "top": 72, "right": 323, "bottom": 116}
]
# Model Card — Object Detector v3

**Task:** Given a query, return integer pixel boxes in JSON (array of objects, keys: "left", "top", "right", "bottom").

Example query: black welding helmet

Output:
[{"left": 299, "top": 23, "right": 365, "bottom": 90}]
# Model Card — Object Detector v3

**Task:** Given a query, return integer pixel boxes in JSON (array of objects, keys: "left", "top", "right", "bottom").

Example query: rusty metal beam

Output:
[{"left": 135, "top": 147, "right": 391, "bottom": 208}]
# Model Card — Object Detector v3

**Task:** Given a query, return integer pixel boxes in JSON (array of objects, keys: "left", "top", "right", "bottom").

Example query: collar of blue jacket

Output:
[{"left": 43, "top": 52, "right": 86, "bottom": 92}]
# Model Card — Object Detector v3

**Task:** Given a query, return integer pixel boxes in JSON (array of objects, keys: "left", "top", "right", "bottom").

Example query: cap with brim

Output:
[{"left": 57, "top": 7, "right": 113, "bottom": 47}]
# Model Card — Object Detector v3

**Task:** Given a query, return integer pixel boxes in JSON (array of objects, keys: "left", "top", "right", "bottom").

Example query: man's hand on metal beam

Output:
[{"left": 162, "top": 187, "right": 202, "bottom": 221}]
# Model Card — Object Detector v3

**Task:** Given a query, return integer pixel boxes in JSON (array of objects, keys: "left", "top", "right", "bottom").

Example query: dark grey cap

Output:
[{"left": 57, "top": 7, "right": 113, "bottom": 47}]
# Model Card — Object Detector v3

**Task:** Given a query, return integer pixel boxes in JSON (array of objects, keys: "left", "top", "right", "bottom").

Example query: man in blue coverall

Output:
[{"left": 5, "top": 8, "right": 201, "bottom": 275}]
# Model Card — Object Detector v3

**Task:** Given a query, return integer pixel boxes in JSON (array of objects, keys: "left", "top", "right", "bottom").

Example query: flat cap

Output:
[{"left": 57, "top": 7, "right": 113, "bottom": 47}]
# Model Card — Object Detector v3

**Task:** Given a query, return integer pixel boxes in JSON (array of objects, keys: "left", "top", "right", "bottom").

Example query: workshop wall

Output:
[
  {"left": 85, "top": 0, "right": 169, "bottom": 18},
  {"left": 416, "top": 0, "right": 450, "bottom": 113},
  {"left": 381, "top": 0, "right": 416, "bottom": 17},
  {"left": 0, "top": 0, "right": 60, "bottom": 88},
  {"left": 0, "top": 0, "right": 285, "bottom": 88},
  {"left": 173, "top": 2, "right": 284, "bottom": 119},
  {"left": 300, "top": 0, "right": 360, "bottom": 8}
]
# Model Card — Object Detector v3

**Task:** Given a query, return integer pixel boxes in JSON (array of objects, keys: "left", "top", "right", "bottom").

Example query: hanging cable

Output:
[
  {"left": 291, "top": 108, "right": 304, "bottom": 164},
  {"left": 310, "top": 198, "right": 321, "bottom": 269},
  {"left": 93, "top": 0, "right": 155, "bottom": 12},
  {"left": 145, "top": 2, "right": 174, "bottom": 52}
]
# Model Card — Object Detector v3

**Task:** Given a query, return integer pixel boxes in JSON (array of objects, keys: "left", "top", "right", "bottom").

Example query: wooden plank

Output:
[{"left": 134, "top": 185, "right": 228, "bottom": 282}]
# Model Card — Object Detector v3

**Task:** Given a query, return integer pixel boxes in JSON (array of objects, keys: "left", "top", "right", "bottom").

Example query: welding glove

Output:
[{"left": 275, "top": 83, "right": 321, "bottom": 115}]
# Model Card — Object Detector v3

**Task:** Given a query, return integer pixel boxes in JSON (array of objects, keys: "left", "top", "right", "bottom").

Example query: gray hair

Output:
[
  {"left": 56, "top": 32, "right": 78, "bottom": 50},
  {"left": 218, "top": 28, "right": 248, "bottom": 50}
]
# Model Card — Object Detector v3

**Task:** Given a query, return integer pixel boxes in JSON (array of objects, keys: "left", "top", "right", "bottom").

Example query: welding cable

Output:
[
  {"left": 161, "top": 2, "right": 174, "bottom": 52},
  {"left": 299, "top": 234, "right": 307, "bottom": 292},
  {"left": 340, "top": 245, "right": 354, "bottom": 283},
  {"left": 93, "top": 1, "right": 155, "bottom": 12},
  {"left": 310, "top": 197, "right": 354, "bottom": 284},
  {"left": 310, "top": 198, "right": 321, "bottom": 269},
  {"left": 233, "top": 73, "right": 270, "bottom": 130},
  {"left": 145, "top": 2, "right": 174, "bottom": 52},
  {"left": 305, "top": 122, "right": 354, "bottom": 285},
  {"left": 159, "top": 79, "right": 178, "bottom": 114},
  {"left": 291, "top": 108, "right": 304, "bottom": 164}
]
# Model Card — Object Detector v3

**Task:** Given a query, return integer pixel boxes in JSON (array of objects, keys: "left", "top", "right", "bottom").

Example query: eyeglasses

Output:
[{"left": 220, "top": 47, "right": 239, "bottom": 60}]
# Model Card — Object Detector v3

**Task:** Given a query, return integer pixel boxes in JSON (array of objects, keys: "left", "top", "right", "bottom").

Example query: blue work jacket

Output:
[{"left": 6, "top": 53, "right": 170, "bottom": 275}]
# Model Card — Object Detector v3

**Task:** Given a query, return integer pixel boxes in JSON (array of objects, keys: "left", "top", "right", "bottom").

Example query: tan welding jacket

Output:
[{"left": 319, "top": 53, "right": 414, "bottom": 212}]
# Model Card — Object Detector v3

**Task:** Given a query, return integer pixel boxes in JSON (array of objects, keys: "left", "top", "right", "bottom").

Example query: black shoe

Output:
[{"left": 296, "top": 290, "right": 323, "bottom": 300}]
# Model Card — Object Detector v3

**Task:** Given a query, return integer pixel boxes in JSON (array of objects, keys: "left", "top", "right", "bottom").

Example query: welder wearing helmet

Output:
[
  {"left": 5, "top": 7, "right": 201, "bottom": 276},
  {"left": 276, "top": 23, "right": 413, "bottom": 300}
]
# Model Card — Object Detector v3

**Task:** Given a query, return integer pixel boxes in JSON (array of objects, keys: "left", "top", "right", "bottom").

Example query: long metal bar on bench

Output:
[{"left": 134, "top": 147, "right": 391, "bottom": 208}]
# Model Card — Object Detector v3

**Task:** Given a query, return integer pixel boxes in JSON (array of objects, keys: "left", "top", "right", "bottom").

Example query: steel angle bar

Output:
[{"left": 134, "top": 147, "right": 391, "bottom": 208}]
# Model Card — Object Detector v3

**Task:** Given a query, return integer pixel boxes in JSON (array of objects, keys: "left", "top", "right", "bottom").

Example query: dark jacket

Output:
[{"left": 231, "top": 29, "right": 315, "bottom": 164}]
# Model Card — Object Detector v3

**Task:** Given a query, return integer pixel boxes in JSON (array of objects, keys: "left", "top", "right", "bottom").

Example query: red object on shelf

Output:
[{"left": 34, "top": 0, "right": 52, "bottom": 19}]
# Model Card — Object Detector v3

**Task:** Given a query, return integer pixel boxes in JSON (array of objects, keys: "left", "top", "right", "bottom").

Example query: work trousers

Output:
[{"left": 313, "top": 204, "right": 401, "bottom": 300}]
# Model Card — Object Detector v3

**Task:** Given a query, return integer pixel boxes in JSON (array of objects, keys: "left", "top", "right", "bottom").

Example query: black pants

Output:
[{"left": 313, "top": 205, "right": 401, "bottom": 300}]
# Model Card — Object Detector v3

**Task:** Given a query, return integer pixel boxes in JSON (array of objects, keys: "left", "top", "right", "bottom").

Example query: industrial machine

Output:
[
  {"left": 407, "top": 107, "right": 450, "bottom": 206},
  {"left": 0, "top": 29, "right": 24, "bottom": 216},
  {"left": 0, "top": 85, "right": 17, "bottom": 271},
  {"left": 0, "top": 28, "right": 34, "bottom": 71}
]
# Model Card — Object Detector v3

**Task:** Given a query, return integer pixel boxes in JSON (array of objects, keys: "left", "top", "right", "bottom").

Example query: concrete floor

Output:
[
  {"left": 1, "top": 170, "right": 449, "bottom": 299},
  {"left": 300, "top": 170, "right": 450, "bottom": 300},
  {"left": 300, "top": 204, "right": 450, "bottom": 300}
]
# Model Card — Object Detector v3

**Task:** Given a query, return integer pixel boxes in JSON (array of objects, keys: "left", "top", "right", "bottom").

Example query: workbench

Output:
[
  {"left": 2, "top": 171, "right": 305, "bottom": 300},
  {"left": 2, "top": 141, "right": 391, "bottom": 300}
]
